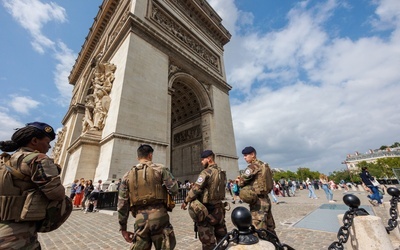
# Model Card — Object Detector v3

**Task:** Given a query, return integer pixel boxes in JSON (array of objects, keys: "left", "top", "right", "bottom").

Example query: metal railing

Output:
[
  {"left": 96, "top": 191, "right": 118, "bottom": 210},
  {"left": 96, "top": 188, "right": 189, "bottom": 210}
]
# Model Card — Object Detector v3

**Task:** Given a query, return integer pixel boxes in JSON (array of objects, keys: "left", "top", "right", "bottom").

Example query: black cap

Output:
[
  {"left": 27, "top": 122, "right": 56, "bottom": 141},
  {"left": 201, "top": 150, "right": 214, "bottom": 158},
  {"left": 241, "top": 146, "right": 256, "bottom": 154}
]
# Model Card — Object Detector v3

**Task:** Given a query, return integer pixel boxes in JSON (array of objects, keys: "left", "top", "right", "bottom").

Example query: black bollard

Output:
[
  {"left": 213, "top": 206, "right": 294, "bottom": 250},
  {"left": 386, "top": 187, "right": 400, "bottom": 232},
  {"left": 230, "top": 206, "right": 259, "bottom": 245},
  {"left": 329, "top": 194, "right": 369, "bottom": 250}
]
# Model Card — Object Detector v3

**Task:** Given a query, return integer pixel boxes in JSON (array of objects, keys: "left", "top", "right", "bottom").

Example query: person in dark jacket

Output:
[{"left": 359, "top": 167, "right": 382, "bottom": 206}]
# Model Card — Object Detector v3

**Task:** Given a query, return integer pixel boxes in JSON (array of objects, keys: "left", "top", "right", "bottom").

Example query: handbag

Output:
[{"left": 371, "top": 178, "right": 380, "bottom": 187}]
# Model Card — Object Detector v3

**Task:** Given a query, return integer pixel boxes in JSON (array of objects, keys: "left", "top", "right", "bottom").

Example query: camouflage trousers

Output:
[
  {"left": 131, "top": 204, "right": 176, "bottom": 250},
  {"left": 0, "top": 221, "right": 41, "bottom": 249},
  {"left": 249, "top": 196, "right": 276, "bottom": 234},
  {"left": 197, "top": 203, "right": 227, "bottom": 250}
]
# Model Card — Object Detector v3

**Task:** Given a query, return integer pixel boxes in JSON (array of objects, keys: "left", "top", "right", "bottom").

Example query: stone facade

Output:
[
  {"left": 344, "top": 147, "right": 400, "bottom": 171},
  {"left": 56, "top": 0, "right": 239, "bottom": 186}
]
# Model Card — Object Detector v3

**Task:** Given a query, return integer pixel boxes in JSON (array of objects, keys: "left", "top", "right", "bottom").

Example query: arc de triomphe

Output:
[{"left": 53, "top": 0, "right": 239, "bottom": 186}]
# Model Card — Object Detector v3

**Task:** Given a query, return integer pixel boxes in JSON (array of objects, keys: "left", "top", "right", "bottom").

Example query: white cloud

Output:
[
  {"left": 9, "top": 95, "right": 40, "bottom": 114},
  {"left": 53, "top": 41, "right": 76, "bottom": 106},
  {"left": 2, "top": 0, "right": 73, "bottom": 105},
  {"left": 370, "top": 0, "right": 400, "bottom": 30},
  {"left": 211, "top": 0, "right": 400, "bottom": 173},
  {"left": 208, "top": 0, "right": 239, "bottom": 36},
  {"left": 2, "top": 0, "right": 67, "bottom": 53},
  {"left": 0, "top": 112, "right": 24, "bottom": 141}
]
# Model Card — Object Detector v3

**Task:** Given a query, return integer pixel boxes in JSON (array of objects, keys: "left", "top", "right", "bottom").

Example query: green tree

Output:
[
  {"left": 329, "top": 169, "right": 351, "bottom": 184},
  {"left": 390, "top": 142, "right": 400, "bottom": 148},
  {"left": 273, "top": 171, "right": 288, "bottom": 181},
  {"left": 357, "top": 161, "right": 381, "bottom": 178},
  {"left": 296, "top": 167, "right": 320, "bottom": 182},
  {"left": 380, "top": 145, "right": 388, "bottom": 150},
  {"left": 375, "top": 158, "right": 400, "bottom": 178},
  {"left": 285, "top": 170, "right": 298, "bottom": 180}
]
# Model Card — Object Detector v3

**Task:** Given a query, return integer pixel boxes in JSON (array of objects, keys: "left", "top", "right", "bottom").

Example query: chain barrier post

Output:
[
  {"left": 386, "top": 187, "right": 400, "bottom": 233},
  {"left": 328, "top": 194, "right": 369, "bottom": 250},
  {"left": 214, "top": 206, "right": 294, "bottom": 250}
]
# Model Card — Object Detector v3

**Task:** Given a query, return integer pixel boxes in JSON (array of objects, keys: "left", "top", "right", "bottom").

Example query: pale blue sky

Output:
[{"left": 1, "top": 0, "right": 399, "bottom": 174}]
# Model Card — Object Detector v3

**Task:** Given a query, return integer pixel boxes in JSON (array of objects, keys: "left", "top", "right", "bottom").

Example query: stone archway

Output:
[
  {"left": 58, "top": 0, "right": 239, "bottom": 186},
  {"left": 170, "top": 73, "right": 212, "bottom": 182}
]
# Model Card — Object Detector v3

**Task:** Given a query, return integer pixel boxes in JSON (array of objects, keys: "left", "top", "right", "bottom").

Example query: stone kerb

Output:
[
  {"left": 227, "top": 240, "right": 275, "bottom": 250},
  {"left": 227, "top": 241, "right": 275, "bottom": 249},
  {"left": 338, "top": 214, "right": 394, "bottom": 250}
]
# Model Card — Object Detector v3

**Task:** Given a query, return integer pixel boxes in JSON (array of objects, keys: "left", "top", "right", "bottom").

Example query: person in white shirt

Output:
[{"left": 107, "top": 180, "right": 117, "bottom": 191}]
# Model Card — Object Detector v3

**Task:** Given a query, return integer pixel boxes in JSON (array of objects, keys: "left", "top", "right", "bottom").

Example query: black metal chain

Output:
[
  {"left": 255, "top": 227, "right": 295, "bottom": 250},
  {"left": 328, "top": 207, "right": 369, "bottom": 250},
  {"left": 213, "top": 229, "right": 239, "bottom": 250},
  {"left": 386, "top": 195, "right": 399, "bottom": 232},
  {"left": 213, "top": 226, "right": 294, "bottom": 250}
]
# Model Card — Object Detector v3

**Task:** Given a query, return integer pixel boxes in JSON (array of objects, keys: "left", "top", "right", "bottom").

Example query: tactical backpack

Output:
[
  {"left": 0, "top": 151, "right": 72, "bottom": 232},
  {"left": 257, "top": 162, "right": 273, "bottom": 194},
  {"left": 0, "top": 152, "right": 41, "bottom": 221},
  {"left": 128, "top": 163, "right": 167, "bottom": 206},
  {"left": 202, "top": 167, "right": 227, "bottom": 204}
]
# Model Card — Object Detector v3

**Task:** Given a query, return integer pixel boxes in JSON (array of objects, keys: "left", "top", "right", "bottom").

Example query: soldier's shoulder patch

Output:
[
  {"left": 245, "top": 169, "right": 251, "bottom": 175},
  {"left": 197, "top": 177, "right": 204, "bottom": 183}
]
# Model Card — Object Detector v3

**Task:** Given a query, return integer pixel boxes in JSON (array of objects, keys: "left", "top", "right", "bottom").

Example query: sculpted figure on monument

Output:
[
  {"left": 82, "top": 94, "right": 95, "bottom": 132},
  {"left": 82, "top": 62, "right": 116, "bottom": 132},
  {"left": 52, "top": 126, "right": 67, "bottom": 163}
]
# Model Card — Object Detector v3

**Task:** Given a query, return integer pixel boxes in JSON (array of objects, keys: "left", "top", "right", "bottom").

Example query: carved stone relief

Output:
[
  {"left": 173, "top": 125, "right": 202, "bottom": 146},
  {"left": 53, "top": 126, "right": 67, "bottom": 164},
  {"left": 167, "top": 0, "right": 225, "bottom": 47},
  {"left": 82, "top": 60, "right": 117, "bottom": 133},
  {"left": 150, "top": 3, "right": 220, "bottom": 70},
  {"left": 109, "top": 9, "right": 131, "bottom": 48}
]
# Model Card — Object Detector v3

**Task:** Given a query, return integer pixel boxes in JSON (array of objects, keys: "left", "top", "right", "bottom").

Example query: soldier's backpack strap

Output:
[
  {"left": 4, "top": 160, "right": 28, "bottom": 180},
  {"left": 3, "top": 151, "right": 40, "bottom": 181}
]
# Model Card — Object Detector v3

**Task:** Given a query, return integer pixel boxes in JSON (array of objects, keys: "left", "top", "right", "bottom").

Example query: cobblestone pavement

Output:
[{"left": 38, "top": 187, "right": 394, "bottom": 250}]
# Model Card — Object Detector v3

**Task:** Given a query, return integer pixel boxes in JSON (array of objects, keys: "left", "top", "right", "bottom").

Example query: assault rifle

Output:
[{"left": 194, "top": 222, "right": 198, "bottom": 239}]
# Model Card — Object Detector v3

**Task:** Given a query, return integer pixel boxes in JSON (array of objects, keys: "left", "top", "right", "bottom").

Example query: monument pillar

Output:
[{"left": 55, "top": 0, "right": 239, "bottom": 186}]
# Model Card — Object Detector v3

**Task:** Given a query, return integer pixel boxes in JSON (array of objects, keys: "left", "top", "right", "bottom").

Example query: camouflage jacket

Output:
[
  {"left": 8, "top": 147, "right": 65, "bottom": 200},
  {"left": 117, "top": 160, "right": 178, "bottom": 231},
  {"left": 184, "top": 164, "right": 222, "bottom": 204},
  {"left": 240, "top": 158, "right": 273, "bottom": 193}
]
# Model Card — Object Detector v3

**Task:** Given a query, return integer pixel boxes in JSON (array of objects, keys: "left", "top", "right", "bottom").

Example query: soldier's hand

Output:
[
  {"left": 181, "top": 202, "right": 188, "bottom": 210},
  {"left": 121, "top": 230, "right": 134, "bottom": 243}
]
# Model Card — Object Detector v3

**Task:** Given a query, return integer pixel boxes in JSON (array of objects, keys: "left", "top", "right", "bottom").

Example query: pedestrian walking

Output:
[
  {"left": 320, "top": 174, "right": 335, "bottom": 203},
  {"left": 360, "top": 167, "right": 382, "bottom": 206},
  {"left": 306, "top": 178, "right": 317, "bottom": 199}
]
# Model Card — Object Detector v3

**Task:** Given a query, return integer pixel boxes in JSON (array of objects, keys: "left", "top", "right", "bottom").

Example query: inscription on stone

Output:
[{"left": 174, "top": 125, "right": 202, "bottom": 145}]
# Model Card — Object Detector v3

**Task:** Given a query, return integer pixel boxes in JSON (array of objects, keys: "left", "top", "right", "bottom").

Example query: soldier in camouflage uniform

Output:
[
  {"left": 118, "top": 144, "right": 178, "bottom": 250},
  {"left": 239, "top": 146, "right": 276, "bottom": 234},
  {"left": 0, "top": 122, "right": 67, "bottom": 249},
  {"left": 181, "top": 150, "right": 227, "bottom": 250}
]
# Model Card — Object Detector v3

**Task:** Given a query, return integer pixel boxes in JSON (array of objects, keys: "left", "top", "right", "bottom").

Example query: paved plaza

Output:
[{"left": 38, "top": 187, "right": 395, "bottom": 250}]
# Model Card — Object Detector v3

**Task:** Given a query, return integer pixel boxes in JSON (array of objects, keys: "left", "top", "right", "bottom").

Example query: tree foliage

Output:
[
  {"left": 349, "top": 158, "right": 400, "bottom": 179},
  {"left": 272, "top": 167, "right": 321, "bottom": 182}
]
